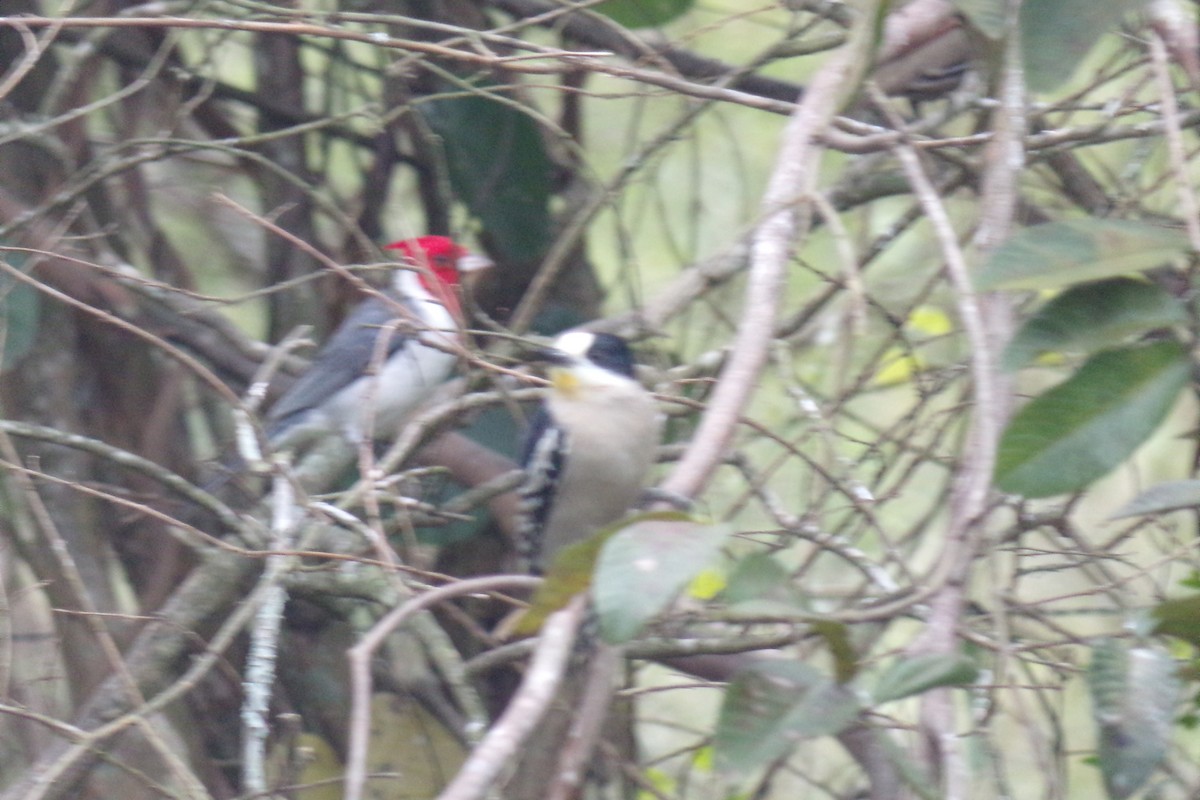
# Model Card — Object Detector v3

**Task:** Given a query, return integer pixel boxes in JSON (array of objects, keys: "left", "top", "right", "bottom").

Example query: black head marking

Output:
[{"left": 581, "top": 333, "right": 636, "bottom": 377}]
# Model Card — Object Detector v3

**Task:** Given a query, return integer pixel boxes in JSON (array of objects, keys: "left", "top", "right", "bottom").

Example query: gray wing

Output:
[{"left": 266, "top": 297, "right": 416, "bottom": 439}]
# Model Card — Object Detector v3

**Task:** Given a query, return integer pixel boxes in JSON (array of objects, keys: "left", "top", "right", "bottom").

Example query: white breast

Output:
[
  {"left": 327, "top": 287, "right": 459, "bottom": 442},
  {"left": 540, "top": 380, "right": 662, "bottom": 560}
]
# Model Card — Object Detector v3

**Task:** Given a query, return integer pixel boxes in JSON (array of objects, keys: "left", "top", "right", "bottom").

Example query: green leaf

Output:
[
  {"left": 1151, "top": 595, "right": 1200, "bottom": 647},
  {"left": 1110, "top": 480, "right": 1200, "bottom": 520},
  {"left": 714, "top": 661, "right": 860, "bottom": 777},
  {"left": 593, "top": 517, "right": 728, "bottom": 644},
  {"left": 1088, "top": 639, "right": 1179, "bottom": 799},
  {"left": 975, "top": 220, "right": 1190, "bottom": 292},
  {"left": 872, "top": 653, "right": 979, "bottom": 705},
  {"left": 1020, "top": 0, "right": 1146, "bottom": 93},
  {"left": 1002, "top": 278, "right": 1187, "bottom": 371},
  {"left": 723, "top": 552, "right": 789, "bottom": 602},
  {"left": 950, "top": 0, "right": 1007, "bottom": 38},
  {"left": 593, "top": 0, "right": 694, "bottom": 28},
  {"left": 420, "top": 88, "right": 553, "bottom": 263},
  {"left": 0, "top": 252, "right": 39, "bottom": 372},
  {"left": 995, "top": 341, "right": 1190, "bottom": 498},
  {"left": 514, "top": 511, "right": 698, "bottom": 635},
  {"left": 722, "top": 552, "right": 806, "bottom": 614}
]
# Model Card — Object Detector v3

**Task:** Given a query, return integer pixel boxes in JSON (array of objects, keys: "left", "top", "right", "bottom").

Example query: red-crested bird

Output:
[{"left": 265, "top": 236, "right": 492, "bottom": 449}]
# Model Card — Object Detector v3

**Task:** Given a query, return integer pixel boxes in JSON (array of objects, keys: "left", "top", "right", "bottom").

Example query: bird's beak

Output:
[
  {"left": 529, "top": 346, "right": 573, "bottom": 367},
  {"left": 529, "top": 346, "right": 582, "bottom": 395},
  {"left": 456, "top": 252, "right": 494, "bottom": 275}
]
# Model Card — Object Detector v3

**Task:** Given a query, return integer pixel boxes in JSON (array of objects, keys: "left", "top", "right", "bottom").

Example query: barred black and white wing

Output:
[{"left": 516, "top": 408, "right": 567, "bottom": 574}]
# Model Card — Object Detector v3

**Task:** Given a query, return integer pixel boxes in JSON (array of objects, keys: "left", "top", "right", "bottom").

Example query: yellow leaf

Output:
[
  {"left": 873, "top": 348, "right": 924, "bottom": 385},
  {"left": 907, "top": 305, "right": 953, "bottom": 336},
  {"left": 637, "top": 767, "right": 677, "bottom": 799},
  {"left": 1033, "top": 350, "right": 1066, "bottom": 366},
  {"left": 688, "top": 567, "right": 726, "bottom": 600}
]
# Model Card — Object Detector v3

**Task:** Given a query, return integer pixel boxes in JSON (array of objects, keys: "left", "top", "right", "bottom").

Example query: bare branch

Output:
[
  {"left": 343, "top": 574, "right": 542, "bottom": 800},
  {"left": 662, "top": 1, "right": 882, "bottom": 499},
  {"left": 435, "top": 596, "right": 587, "bottom": 800}
]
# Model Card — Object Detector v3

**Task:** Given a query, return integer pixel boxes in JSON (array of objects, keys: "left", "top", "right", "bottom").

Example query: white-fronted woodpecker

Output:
[
  {"left": 265, "top": 236, "right": 492, "bottom": 449},
  {"left": 517, "top": 330, "right": 663, "bottom": 574}
]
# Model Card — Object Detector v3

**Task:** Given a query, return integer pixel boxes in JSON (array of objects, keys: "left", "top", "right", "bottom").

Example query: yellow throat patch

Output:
[{"left": 549, "top": 367, "right": 581, "bottom": 398}]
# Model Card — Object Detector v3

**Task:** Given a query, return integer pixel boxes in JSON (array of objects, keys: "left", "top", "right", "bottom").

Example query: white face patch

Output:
[{"left": 553, "top": 330, "right": 596, "bottom": 359}]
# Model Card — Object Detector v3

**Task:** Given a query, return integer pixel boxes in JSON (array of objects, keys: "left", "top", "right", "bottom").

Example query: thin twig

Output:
[
  {"left": 0, "top": 419, "right": 248, "bottom": 536},
  {"left": 0, "top": 21, "right": 53, "bottom": 104},
  {"left": 0, "top": 429, "right": 211, "bottom": 799},
  {"left": 0, "top": 548, "right": 262, "bottom": 800},
  {"left": 435, "top": 595, "right": 588, "bottom": 800},
  {"left": 869, "top": 1, "right": 1020, "bottom": 790},
  {"left": 0, "top": 258, "right": 242, "bottom": 407},
  {"left": 343, "top": 574, "right": 542, "bottom": 800}
]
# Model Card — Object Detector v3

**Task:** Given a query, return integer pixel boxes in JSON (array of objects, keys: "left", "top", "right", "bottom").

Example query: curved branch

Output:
[
  {"left": 435, "top": 595, "right": 587, "bottom": 800},
  {"left": 661, "top": 3, "right": 882, "bottom": 500},
  {"left": 490, "top": 0, "right": 809, "bottom": 103},
  {"left": 342, "top": 574, "right": 548, "bottom": 800}
]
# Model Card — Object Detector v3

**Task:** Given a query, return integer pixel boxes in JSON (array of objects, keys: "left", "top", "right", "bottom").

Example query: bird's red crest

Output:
[
  {"left": 385, "top": 235, "right": 477, "bottom": 321},
  {"left": 385, "top": 236, "right": 467, "bottom": 289}
]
